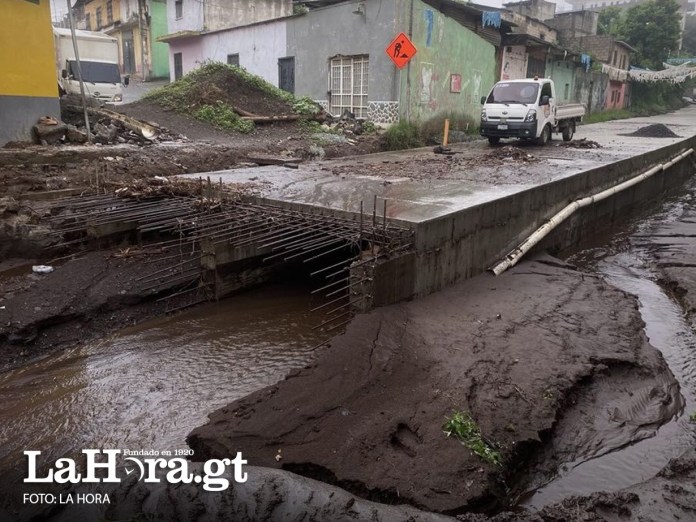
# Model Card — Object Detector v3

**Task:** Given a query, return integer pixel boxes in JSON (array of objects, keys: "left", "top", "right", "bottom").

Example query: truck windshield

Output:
[
  {"left": 486, "top": 82, "right": 539, "bottom": 104},
  {"left": 68, "top": 61, "right": 120, "bottom": 84}
]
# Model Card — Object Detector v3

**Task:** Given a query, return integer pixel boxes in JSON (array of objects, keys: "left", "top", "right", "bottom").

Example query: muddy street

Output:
[
  {"left": 4, "top": 186, "right": 696, "bottom": 521},
  {"left": 2, "top": 100, "right": 696, "bottom": 521},
  {"left": 0, "top": 282, "right": 325, "bottom": 510}
]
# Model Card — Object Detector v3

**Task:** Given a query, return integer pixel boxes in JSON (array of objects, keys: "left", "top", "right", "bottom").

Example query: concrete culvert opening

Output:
[{"left": 44, "top": 187, "right": 414, "bottom": 338}]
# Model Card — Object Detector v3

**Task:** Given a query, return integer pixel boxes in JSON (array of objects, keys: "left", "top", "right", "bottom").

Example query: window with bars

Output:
[
  {"left": 96, "top": 7, "right": 102, "bottom": 29},
  {"left": 106, "top": 0, "right": 113, "bottom": 24},
  {"left": 329, "top": 55, "right": 369, "bottom": 118}
]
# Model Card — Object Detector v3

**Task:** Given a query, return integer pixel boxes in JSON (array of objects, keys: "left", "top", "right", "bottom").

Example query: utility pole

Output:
[
  {"left": 66, "top": 0, "right": 92, "bottom": 142},
  {"left": 138, "top": 0, "right": 149, "bottom": 81}
]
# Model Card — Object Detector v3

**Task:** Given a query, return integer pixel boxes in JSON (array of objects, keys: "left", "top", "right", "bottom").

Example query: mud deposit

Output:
[
  {"left": 0, "top": 283, "right": 326, "bottom": 515},
  {"left": 188, "top": 256, "right": 681, "bottom": 515}
]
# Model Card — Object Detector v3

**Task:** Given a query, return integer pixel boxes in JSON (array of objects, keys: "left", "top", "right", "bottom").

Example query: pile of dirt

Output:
[
  {"left": 143, "top": 62, "right": 326, "bottom": 128},
  {"left": 623, "top": 123, "right": 682, "bottom": 138},
  {"left": 188, "top": 256, "right": 681, "bottom": 514},
  {"left": 556, "top": 138, "right": 602, "bottom": 149},
  {"left": 484, "top": 145, "right": 538, "bottom": 163},
  {"left": 0, "top": 143, "right": 242, "bottom": 198}
]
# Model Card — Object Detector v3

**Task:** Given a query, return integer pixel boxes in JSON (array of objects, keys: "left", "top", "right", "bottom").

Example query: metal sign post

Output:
[{"left": 66, "top": 0, "right": 92, "bottom": 142}]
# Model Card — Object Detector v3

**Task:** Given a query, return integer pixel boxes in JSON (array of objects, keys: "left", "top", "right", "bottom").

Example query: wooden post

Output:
[{"left": 443, "top": 118, "right": 450, "bottom": 147}]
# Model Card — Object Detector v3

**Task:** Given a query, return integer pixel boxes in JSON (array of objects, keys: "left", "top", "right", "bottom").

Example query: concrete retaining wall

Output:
[{"left": 405, "top": 136, "right": 696, "bottom": 301}]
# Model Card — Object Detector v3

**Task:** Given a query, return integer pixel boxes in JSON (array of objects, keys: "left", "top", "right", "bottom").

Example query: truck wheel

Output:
[
  {"left": 535, "top": 124, "right": 550, "bottom": 146},
  {"left": 488, "top": 137, "right": 500, "bottom": 146},
  {"left": 562, "top": 122, "right": 575, "bottom": 142}
]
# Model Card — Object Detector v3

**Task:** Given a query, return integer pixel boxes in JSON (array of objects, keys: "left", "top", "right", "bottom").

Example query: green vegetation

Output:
[
  {"left": 194, "top": 102, "right": 254, "bottom": 133},
  {"left": 144, "top": 62, "right": 321, "bottom": 133},
  {"left": 383, "top": 121, "right": 424, "bottom": 151},
  {"left": 362, "top": 121, "right": 377, "bottom": 134},
  {"left": 593, "top": 0, "right": 681, "bottom": 69},
  {"left": 583, "top": 79, "right": 691, "bottom": 124},
  {"left": 598, "top": 6, "right": 623, "bottom": 36},
  {"left": 631, "top": 82, "right": 688, "bottom": 113},
  {"left": 443, "top": 411, "right": 502, "bottom": 466},
  {"left": 583, "top": 109, "right": 635, "bottom": 124},
  {"left": 383, "top": 111, "right": 478, "bottom": 151},
  {"left": 689, "top": 411, "right": 696, "bottom": 423},
  {"left": 420, "top": 111, "right": 478, "bottom": 141}
]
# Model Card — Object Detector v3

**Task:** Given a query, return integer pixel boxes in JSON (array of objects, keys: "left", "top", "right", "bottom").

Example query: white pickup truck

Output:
[{"left": 479, "top": 78, "right": 585, "bottom": 146}]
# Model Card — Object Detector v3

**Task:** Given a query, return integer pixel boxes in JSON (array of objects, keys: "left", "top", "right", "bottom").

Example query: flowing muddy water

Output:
[
  {"left": 0, "top": 282, "right": 326, "bottom": 504},
  {"left": 524, "top": 199, "right": 696, "bottom": 508}
]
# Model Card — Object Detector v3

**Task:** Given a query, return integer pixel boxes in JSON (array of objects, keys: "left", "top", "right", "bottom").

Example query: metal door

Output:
[
  {"left": 122, "top": 30, "right": 136, "bottom": 74},
  {"left": 278, "top": 57, "right": 295, "bottom": 94},
  {"left": 174, "top": 53, "right": 183, "bottom": 80},
  {"left": 526, "top": 57, "right": 545, "bottom": 79}
]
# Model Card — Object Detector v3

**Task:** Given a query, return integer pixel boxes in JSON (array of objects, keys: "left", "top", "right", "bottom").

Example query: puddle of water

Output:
[
  {"left": 523, "top": 197, "right": 696, "bottom": 508},
  {"left": 0, "top": 282, "right": 326, "bottom": 504}
]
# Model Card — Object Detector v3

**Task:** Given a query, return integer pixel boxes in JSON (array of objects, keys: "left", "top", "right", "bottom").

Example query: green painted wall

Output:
[
  {"left": 398, "top": 0, "right": 497, "bottom": 125},
  {"left": 150, "top": 0, "right": 170, "bottom": 79},
  {"left": 547, "top": 59, "right": 576, "bottom": 103}
]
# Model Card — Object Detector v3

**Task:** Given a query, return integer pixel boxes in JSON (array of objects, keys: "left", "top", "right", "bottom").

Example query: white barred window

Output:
[{"left": 329, "top": 55, "right": 369, "bottom": 118}]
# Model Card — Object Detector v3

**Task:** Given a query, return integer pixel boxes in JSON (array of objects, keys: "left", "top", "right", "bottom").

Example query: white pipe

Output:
[{"left": 491, "top": 148, "right": 694, "bottom": 276}]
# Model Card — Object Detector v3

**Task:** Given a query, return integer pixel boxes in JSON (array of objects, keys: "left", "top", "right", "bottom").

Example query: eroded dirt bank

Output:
[
  {"left": 642, "top": 205, "right": 696, "bottom": 314},
  {"left": 460, "top": 448, "right": 696, "bottom": 521},
  {"left": 187, "top": 256, "right": 682, "bottom": 515}
]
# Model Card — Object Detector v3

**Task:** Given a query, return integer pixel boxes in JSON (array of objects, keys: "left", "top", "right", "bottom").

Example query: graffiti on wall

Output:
[{"left": 420, "top": 62, "right": 434, "bottom": 103}]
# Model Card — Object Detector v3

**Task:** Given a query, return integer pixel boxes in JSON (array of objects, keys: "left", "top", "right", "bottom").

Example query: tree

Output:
[
  {"left": 619, "top": 0, "right": 682, "bottom": 69},
  {"left": 682, "top": 15, "right": 696, "bottom": 56},
  {"left": 598, "top": 6, "right": 623, "bottom": 36}
]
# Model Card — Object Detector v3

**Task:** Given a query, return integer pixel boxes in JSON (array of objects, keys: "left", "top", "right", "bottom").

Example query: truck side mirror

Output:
[
  {"left": 123, "top": 75, "right": 130, "bottom": 87},
  {"left": 480, "top": 96, "right": 486, "bottom": 105},
  {"left": 540, "top": 95, "right": 550, "bottom": 106},
  {"left": 61, "top": 69, "right": 68, "bottom": 79}
]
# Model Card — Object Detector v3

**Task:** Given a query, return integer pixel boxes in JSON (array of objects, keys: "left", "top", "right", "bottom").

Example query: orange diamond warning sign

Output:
[{"left": 386, "top": 32, "right": 417, "bottom": 69}]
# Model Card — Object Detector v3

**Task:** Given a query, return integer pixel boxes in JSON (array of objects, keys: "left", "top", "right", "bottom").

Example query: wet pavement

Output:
[{"left": 179, "top": 107, "right": 696, "bottom": 223}]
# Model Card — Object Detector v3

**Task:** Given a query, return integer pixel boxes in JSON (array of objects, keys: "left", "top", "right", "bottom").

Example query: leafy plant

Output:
[
  {"left": 443, "top": 411, "right": 502, "bottom": 466},
  {"left": 293, "top": 96, "right": 322, "bottom": 116},
  {"left": 194, "top": 102, "right": 254, "bottom": 133},
  {"left": 689, "top": 411, "right": 696, "bottom": 423},
  {"left": 383, "top": 121, "right": 424, "bottom": 151},
  {"left": 362, "top": 121, "right": 377, "bottom": 134}
]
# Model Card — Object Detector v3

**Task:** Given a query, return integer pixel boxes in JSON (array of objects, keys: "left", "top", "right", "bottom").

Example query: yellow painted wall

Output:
[
  {"left": 84, "top": 0, "right": 121, "bottom": 31},
  {"left": 0, "top": 0, "right": 58, "bottom": 98}
]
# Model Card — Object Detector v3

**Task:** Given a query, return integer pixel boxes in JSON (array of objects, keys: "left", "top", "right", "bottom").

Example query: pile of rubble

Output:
[
  {"left": 557, "top": 138, "right": 602, "bottom": 149},
  {"left": 484, "top": 145, "right": 538, "bottom": 163},
  {"left": 319, "top": 110, "right": 373, "bottom": 136},
  {"left": 114, "top": 177, "right": 202, "bottom": 200},
  {"left": 32, "top": 99, "right": 186, "bottom": 146}
]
